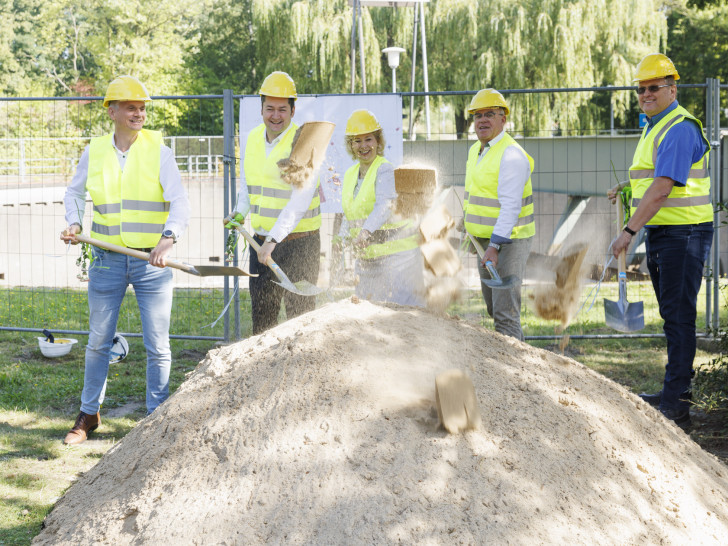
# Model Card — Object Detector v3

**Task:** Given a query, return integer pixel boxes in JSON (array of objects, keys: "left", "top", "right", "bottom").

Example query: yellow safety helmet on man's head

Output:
[
  {"left": 103, "top": 75, "right": 152, "bottom": 108},
  {"left": 345, "top": 110, "right": 381, "bottom": 136},
  {"left": 633, "top": 53, "right": 680, "bottom": 83},
  {"left": 467, "top": 88, "right": 510, "bottom": 116},
  {"left": 259, "top": 71, "right": 297, "bottom": 99}
]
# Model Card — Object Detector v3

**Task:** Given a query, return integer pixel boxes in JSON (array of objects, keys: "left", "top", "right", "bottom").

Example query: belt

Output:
[
  {"left": 255, "top": 229, "right": 319, "bottom": 244},
  {"left": 129, "top": 247, "right": 154, "bottom": 253}
]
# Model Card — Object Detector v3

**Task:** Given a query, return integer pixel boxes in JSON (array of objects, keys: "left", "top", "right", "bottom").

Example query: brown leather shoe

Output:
[{"left": 63, "top": 411, "right": 100, "bottom": 445}]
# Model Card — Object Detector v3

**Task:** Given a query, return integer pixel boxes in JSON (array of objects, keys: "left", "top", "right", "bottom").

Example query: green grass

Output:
[
  {"left": 0, "top": 287, "right": 254, "bottom": 339},
  {"left": 0, "top": 284, "right": 725, "bottom": 545}
]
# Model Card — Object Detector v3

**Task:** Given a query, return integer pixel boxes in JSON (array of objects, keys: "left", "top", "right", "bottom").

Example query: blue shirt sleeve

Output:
[{"left": 653, "top": 119, "right": 708, "bottom": 187}]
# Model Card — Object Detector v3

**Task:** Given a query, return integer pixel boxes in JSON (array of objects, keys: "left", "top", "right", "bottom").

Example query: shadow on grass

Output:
[{"left": 0, "top": 495, "right": 48, "bottom": 545}]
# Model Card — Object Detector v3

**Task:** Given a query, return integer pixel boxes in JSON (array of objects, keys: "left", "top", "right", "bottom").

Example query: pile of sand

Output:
[{"left": 35, "top": 300, "right": 728, "bottom": 545}]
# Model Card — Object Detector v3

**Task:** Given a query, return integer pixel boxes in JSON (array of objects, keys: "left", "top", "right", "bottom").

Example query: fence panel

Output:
[{"left": 0, "top": 84, "right": 724, "bottom": 342}]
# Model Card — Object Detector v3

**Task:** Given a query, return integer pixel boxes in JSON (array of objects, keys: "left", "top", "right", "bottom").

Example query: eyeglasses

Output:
[
  {"left": 474, "top": 111, "right": 504, "bottom": 119},
  {"left": 636, "top": 84, "right": 671, "bottom": 95}
]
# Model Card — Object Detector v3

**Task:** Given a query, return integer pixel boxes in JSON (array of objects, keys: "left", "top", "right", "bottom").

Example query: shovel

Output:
[
  {"left": 230, "top": 222, "right": 323, "bottom": 297},
  {"left": 466, "top": 232, "right": 517, "bottom": 290},
  {"left": 75, "top": 234, "right": 256, "bottom": 277},
  {"left": 604, "top": 198, "right": 644, "bottom": 332}
]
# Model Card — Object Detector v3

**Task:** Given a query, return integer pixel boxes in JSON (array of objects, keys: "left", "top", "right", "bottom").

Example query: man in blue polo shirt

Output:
[{"left": 609, "top": 53, "right": 713, "bottom": 429}]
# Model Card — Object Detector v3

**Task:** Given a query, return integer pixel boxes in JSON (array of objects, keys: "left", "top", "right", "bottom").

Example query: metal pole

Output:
[
  {"left": 710, "top": 78, "right": 722, "bottom": 333},
  {"left": 392, "top": 67, "right": 396, "bottom": 93},
  {"left": 357, "top": 0, "right": 366, "bottom": 93},
  {"left": 350, "top": 1, "right": 357, "bottom": 93},
  {"left": 419, "top": 1, "right": 431, "bottom": 139},
  {"left": 610, "top": 99, "right": 615, "bottom": 136},
  {"left": 223, "top": 90, "right": 233, "bottom": 342},
  {"left": 704, "top": 78, "right": 713, "bottom": 333},
  {"left": 408, "top": 5, "right": 419, "bottom": 140}
]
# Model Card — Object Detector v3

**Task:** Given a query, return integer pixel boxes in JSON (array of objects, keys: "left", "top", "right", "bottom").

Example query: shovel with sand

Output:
[
  {"left": 604, "top": 198, "right": 644, "bottom": 332},
  {"left": 229, "top": 220, "right": 323, "bottom": 297}
]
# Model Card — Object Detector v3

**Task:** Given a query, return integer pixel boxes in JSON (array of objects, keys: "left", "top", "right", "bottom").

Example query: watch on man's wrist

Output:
[
  {"left": 162, "top": 229, "right": 177, "bottom": 243},
  {"left": 623, "top": 226, "right": 636, "bottom": 236},
  {"left": 264, "top": 235, "right": 278, "bottom": 245},
  {"left": 488, "top": 241, "right": 501, "bottom": 251}
]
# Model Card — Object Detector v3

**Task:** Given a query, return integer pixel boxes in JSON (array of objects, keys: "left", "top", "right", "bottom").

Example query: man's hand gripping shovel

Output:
[
  {"left": 226, "top": 214, "right": 323, "bottom": 297},
  {"left": 466, "top": 232, "right": 517, "bottom": 289}
]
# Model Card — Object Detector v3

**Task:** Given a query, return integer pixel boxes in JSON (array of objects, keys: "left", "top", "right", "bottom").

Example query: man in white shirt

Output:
[
  {"left": 463, "top": 89, "right": 535, "bottom": 340},
  {"left": 60, "top": 75, "right": 190, "bottom": 444},
  {"left": 223, "top": 72, "right": 321, "bottom": 334}
]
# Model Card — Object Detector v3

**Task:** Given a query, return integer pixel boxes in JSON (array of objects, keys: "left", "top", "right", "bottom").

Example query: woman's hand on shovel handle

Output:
[
  {"left": 60, "top": 223, "right": 81, "bottom": 244},
  {"left": 611, "top": 231, "right": 632, "bottom": 260},
  {"left": 149, "top": 237, "right": 174, "bottom": 268}
]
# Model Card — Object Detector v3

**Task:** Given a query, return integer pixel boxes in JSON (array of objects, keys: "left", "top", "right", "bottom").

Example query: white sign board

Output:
[{"left": 239, "top": 94, "right": 403, "bottom": 213}]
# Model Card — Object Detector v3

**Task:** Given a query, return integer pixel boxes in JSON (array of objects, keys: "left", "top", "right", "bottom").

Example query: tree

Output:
[
  {"left": 668, "top": 3, "right": 728, "bottom": 122},
  {"left": 428, "top": 0, "right": 672, "bottom": 136}
]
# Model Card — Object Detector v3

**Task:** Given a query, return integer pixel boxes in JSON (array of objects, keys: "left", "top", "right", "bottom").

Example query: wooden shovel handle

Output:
[
  {"left": 467, "top": 232, "right": 486, "bottom": 260},
  {"left": 235, "top": 227, "right": 279, "bottom": 268},
  {"left": 74, "top": 234, "right": 197, "bottom": 274},
  {"left": 616, "top": 198, "right": 626, "bottom": 274}
]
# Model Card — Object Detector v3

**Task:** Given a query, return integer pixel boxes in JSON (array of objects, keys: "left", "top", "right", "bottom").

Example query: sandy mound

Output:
[{"left": 35, "top": 300, "right": 728, "bottom": 545}]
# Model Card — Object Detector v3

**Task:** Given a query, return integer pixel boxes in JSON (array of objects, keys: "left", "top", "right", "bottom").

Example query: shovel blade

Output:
[
  {"left": 272, "top": 279, "right": 324, "bottom": 297},
  {"left": 192, "top": 265, "right": 256, "bottom": 277},
  {"left": 481, "top": 275, "right": 518, "bottom": 290},
  {"left": 604, "top": 298, "right": 645, "bottom": 332}
]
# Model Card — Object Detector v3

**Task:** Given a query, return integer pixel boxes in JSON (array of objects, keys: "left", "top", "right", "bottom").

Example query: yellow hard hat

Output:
[
  {"left": 259, "top": 71, "right": 297, "bottom": 99},
  {"left": 345, "top": 110, "right": 381, "bottom": 136},
  {"left": 633, "top": 53, "right": 680, "bottom": 83},
  {"left": 103, "top": 75, "right": 151, "bottom": 108},
  {"left": 467, "top": 88, "right": 510, "bottom": 116}
]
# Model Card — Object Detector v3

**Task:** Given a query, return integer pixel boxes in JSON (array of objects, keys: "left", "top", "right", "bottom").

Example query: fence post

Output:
[
  {"left": 19, "top": 138, "right": 26, "bottom": 183},
  {"left": 704, "top": 77, "right": 722, "bottom": 334},
  {"left": 223, "top": 90, "right": 233, "bottom": 342},
  {"left": 709, "top": 78, "right": 722, "bottom": 333}
]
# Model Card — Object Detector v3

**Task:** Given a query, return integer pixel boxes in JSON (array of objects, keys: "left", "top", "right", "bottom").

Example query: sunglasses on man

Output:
[{"left": 636, "top": 84, "right": 672, "bottom": 95}]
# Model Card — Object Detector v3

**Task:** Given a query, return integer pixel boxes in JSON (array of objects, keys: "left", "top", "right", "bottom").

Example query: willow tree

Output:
[{"left": 428, "top": 0, "right": 673, "bottom": 135}]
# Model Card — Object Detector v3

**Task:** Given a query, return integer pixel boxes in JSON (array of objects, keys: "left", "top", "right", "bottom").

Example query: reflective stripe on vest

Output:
[
  {"left": 342, "top": 155, "right": 419, "bottom": 260},
  {"left": 463, "top": 133, "right": 535, "bottom": 239},
  {"left": 86, "top": 129, "right": 167, "bottom": 248},
  {"left": 243, "top": 123, "right": 321, "bottom": 233},
  {"left": 629, "top": 105, "right": 712, "bottom": 225}
]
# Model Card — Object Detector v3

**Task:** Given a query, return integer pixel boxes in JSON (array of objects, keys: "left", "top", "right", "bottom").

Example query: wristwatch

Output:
[
  {"left": 488, "top": 241, "right": 501, "bottom": 251},
  {"left": 264, "top": 235, "right": 278, "bottom": 245},
  {"left": 623, "top": 226, "right": 636, "bottom": 236},
  {"left": 162, "top": 229, "right": 177, "bottom": 243}
]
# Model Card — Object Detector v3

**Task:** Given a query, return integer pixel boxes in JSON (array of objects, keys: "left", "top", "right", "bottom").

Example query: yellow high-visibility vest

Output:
[
  {"left": 342, "top": 155, "right": 418, "bottom": 260},
  {"left": 629, "top": 105, "right": 712, "bottom": 225},
  {"left": 463, "top": 133, "right": 535, "bottom": 239},
  {"left": 243, "top": 123, "right": 321, "bottom": 233},
  {"left": 87, "top": 129, "right": 168, "bottom": 248}
]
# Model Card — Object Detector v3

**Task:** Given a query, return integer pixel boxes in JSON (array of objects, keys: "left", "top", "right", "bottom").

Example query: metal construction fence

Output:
[{"left": 0, "top": 82, "right": 726, "bottom": 343}]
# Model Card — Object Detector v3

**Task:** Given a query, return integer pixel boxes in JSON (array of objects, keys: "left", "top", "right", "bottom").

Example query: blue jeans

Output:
[
  {"left": 645, "top": 223, "right": 713, "bottom": 412},
  {"left": 81, "top": 248, "right": 173, "bottom": 415}
]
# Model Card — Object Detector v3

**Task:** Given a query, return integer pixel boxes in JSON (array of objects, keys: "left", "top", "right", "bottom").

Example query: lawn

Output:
[{"left": 0, "top": 284, "right": 726, "bottom": 545}]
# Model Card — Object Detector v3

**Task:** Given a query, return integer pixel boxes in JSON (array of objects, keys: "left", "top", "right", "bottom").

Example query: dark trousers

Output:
[
  {"left": 249, "top": 231, "right": 320, "bottom": 335},
  {"left": 645, "top": 223, "right": 713, "bottom": 411}
]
